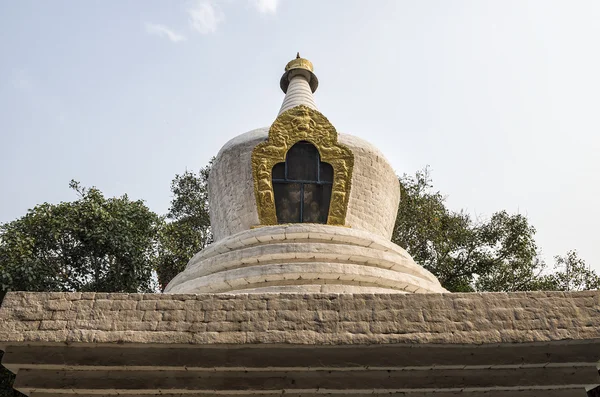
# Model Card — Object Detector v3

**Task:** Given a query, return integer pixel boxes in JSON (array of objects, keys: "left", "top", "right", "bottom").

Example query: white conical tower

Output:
[
  {"left": 165, "top": 55, "right": 447, "bottom": 295},
  {"left": 278, "top": 53, "right": 318, "bottom": 115}
]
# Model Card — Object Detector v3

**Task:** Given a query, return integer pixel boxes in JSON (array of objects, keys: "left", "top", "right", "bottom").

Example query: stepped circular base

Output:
[{"left": 165, "top": 224, "right": 447, "bottom": 294}]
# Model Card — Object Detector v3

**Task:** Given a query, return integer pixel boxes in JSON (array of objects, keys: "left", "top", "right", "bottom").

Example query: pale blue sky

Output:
[{"left": 1, "top": 1, "right": 599, "bottom": 272}]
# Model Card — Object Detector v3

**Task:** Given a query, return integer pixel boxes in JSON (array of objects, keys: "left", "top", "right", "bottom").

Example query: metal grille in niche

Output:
[{"left": 272, "top": 141, "right": 333, "bottom": 224}]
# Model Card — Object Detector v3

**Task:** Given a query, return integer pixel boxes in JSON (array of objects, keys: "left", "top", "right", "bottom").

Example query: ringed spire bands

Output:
[{"left": 278, "top": 53, "right": 319, "bottom": 115}]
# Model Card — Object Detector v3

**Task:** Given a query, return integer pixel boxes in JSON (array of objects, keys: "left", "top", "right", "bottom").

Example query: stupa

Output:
[
  {"left": 0, "top": 55, "right": 599, "bottom": 397},
  {"left": 165, "top": 53, "right": 446, "bottom": 295}
]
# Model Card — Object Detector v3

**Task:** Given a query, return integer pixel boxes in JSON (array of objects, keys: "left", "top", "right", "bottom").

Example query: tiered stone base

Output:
[
  {"left": 1, "top": 291, "right": 600, "bottom": 396},
  {"left": 165, "top": 224, "right": 446, "bottom": 294}
]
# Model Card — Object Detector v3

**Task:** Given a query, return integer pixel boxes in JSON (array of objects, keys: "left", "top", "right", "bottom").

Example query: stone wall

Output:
[
  {"left": 2, "top": 291, "right": 599, "bottom": 396},
  {"left": 1, "top": 291, "right": 599, "bottom": 346}
]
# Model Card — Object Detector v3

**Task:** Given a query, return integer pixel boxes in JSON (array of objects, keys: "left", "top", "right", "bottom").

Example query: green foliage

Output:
[
  {"left": 393, "top": 168, "right": 476, "bottom": 291},
  {"left": 154, "top": 162, "right": 212, "bottom": 290},
  {"left": 393, "top": 167, "right": 599, "bottom": 292},
  {"left": 539, "top": 250, "right": 600, "bottom": 291},
  {"left": 0, "top": 163, "right": 213, "bottom": 297},
  {"left": 0, "top": 181, "right": 160, "bottom": 299},
  {"left": 0, "top": 181, "right": 161, "bottom": 395}
]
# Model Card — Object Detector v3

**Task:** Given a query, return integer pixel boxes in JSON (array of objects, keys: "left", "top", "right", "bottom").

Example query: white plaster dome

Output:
[
  {"left": 165, "top": 55, "right": 446, "bottom": 295},
  {"left": 207, "top": 128, "right": 402, "bottom": 242}
]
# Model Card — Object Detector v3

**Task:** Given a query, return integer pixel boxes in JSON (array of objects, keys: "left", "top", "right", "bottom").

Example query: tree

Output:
[
  {"left": 0, "top": 181, "right": 160, "bottom": 300},
  {"left": 393, "top": 168, "right": 478, "bottom": 291},
  {"left": 540, "top": 250, "right": 600, "bottom": 291},
  {"left": 393, "top": 167, "right": 599, "bottom": 292},
  {"left": 154, "top": 163, "right": 212, "bottom": 290},
  {"left": 0, "top": 164, "right": 213, "bottom": 297},
  {"left": 0, "top": 181, "right": 161, "bottom": 396}
]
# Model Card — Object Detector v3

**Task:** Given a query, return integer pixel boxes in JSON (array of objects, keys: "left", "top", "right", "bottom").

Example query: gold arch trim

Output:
[{"left": 251, "top": 105, "right": 354, "bottom": 226}]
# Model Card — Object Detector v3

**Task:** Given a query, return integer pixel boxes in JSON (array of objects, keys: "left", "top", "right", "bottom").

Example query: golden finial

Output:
[
  {"left": 280, "top": 53, "right": 319, "bottom": 93},
  {"left": 285, "top": 53, "right": 314, "bottom": 73}
]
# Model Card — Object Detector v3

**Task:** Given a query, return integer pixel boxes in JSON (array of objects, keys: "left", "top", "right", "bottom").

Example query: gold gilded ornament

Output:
[
  {"left": 251, "top": 105, "right": 354, "bottom": 226},
  {"left": 285, "top": 55, "right": 314, "bottom": 73}
]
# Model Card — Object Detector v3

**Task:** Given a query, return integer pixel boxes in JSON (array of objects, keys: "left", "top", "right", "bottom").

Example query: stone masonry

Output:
[
  {"left": 1, "top": 291, "right": 599, "bottom": 396},
  {"left": 1, "top": 291, "right": 599, "bottom": 345}
]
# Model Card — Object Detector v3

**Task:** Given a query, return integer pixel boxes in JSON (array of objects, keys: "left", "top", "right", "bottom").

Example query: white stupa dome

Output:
[{"left": 165, "top": 54, "right": 446, "bottom": 294}]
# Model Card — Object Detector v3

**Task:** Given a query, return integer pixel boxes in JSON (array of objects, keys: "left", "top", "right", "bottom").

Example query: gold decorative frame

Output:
[{"left": 251, "top": 105, "right": 354, "bottom": 226}]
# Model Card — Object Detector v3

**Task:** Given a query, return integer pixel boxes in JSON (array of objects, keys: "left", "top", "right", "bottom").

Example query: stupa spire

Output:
[
  {"left": 278, "top": 53, "right": 319, "bottom": 115},
  {"left": 164, "top": 54, "right": 446, "bottom": 296}
]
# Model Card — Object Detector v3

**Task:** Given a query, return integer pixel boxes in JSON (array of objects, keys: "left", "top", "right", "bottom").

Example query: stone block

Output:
[
  {"left": 155, "top": 300, "right": 184, "bottom": 310},
  {"left": 47, "top": 300, "right": 71, "bottom": 311}
]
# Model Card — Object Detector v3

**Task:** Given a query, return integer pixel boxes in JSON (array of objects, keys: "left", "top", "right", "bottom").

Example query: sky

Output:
[{"left": 1, "top": 0, "right": 599, "bottom": 272}]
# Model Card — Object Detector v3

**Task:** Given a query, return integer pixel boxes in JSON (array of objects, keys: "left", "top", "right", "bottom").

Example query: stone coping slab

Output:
[{"left": 0, "top": 291, "right": 599, "bottom": 346}]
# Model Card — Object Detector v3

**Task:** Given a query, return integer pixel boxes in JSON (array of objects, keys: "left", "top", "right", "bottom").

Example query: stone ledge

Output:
[{"left": 0, "top": 291, "right": 599, "bottom": 346}]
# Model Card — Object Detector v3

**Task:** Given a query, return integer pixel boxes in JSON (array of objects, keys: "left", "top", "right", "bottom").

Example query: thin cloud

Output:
[
  {"left": 145, "top": 23, "right": 187, "bottom": 43},
  {"left": 250, "top": 0, "right": 279, "bottom": 14},
  {"left": 188, "top": 0, "right": 224, "bottom": 34}
]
